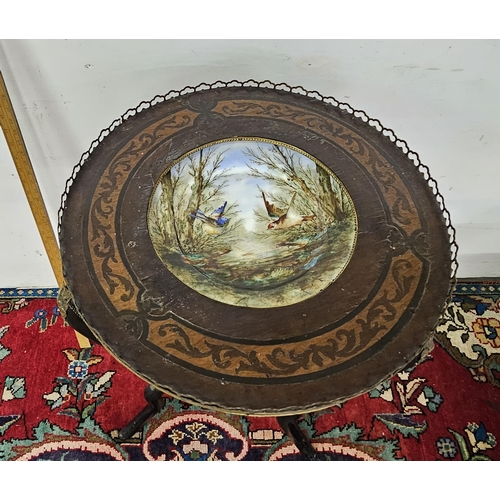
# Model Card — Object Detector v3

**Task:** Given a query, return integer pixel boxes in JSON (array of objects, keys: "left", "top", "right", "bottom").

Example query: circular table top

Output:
[{"left": 59, "top": 83, "right": 454, "bottom": 415}]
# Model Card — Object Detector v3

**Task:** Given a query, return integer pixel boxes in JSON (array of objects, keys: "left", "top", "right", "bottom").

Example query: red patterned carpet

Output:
[{"left": 0, "top": 283, "right": 499, "bottom": 461}]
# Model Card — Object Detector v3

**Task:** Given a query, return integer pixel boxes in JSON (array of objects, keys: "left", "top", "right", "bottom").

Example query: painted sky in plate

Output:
[{"left": 148, "top": 139, "right": 357, "bottom": 308}]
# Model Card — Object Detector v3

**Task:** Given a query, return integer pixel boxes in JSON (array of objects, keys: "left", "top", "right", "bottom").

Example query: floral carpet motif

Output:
[
  {"left": 435, "top": 282, "right": 500, "bottom": 388},
  {"left": 0, "top": 283, "right": 499, "bottom": 461}
]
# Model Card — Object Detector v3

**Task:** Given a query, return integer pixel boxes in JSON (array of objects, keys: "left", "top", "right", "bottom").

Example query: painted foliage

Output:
[{"left": 148, "top": 139, "right": 357, "bottom": 308}]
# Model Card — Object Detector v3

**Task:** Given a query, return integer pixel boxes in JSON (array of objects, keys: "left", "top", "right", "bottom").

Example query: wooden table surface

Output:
[{"left": 59, "top": 84, "right": 453, "bottom": 415}]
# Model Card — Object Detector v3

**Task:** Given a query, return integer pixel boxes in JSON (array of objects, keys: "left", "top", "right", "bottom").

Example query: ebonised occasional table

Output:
[{"left": 58, "top": 82, "right": 456, "bottom": 438}]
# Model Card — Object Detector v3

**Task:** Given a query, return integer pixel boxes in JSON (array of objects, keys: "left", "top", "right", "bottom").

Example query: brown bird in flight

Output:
[{"left": 262, "top": 192, "right": 315, "bottom": 230}]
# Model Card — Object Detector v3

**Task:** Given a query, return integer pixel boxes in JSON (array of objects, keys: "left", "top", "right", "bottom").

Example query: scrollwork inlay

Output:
[
  {"left": 88, "top": 111, "right": 198, "bottom": 311},
  {"left": 146, "top": 252, "right": 422, "bottom": 379}
]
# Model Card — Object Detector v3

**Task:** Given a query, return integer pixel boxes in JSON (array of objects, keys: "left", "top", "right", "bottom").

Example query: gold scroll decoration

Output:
[
  {"left": 146, "top": 251, "right": 422, "bottom": 379},
  {"left": 87, "top": 110, "right": 199, "bottom": 312}
]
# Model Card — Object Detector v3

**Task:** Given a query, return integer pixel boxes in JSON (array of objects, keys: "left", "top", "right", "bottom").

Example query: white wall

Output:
[{"left": 1, "top": 39, "right": 499, "bottom": 287}]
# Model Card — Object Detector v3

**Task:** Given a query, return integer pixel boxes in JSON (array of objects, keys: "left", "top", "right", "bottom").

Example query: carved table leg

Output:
[
  {"left": 118, "top": 385, "right": 164, "bottom": 440},
  {"left": 277, "top": 415, "right": 318, "bottom": 460}
]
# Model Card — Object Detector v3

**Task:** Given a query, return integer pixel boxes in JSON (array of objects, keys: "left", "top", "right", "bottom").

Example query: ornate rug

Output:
[{"left": 0, "top": 282, "right": 499, "bottom": 461}]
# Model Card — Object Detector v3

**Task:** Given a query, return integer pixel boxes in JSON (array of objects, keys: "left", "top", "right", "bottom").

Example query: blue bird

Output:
[{"left": 190, "top": 201, "right": 230, "bottom": 234}]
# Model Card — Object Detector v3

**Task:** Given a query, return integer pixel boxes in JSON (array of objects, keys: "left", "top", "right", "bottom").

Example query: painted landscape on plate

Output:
[{"left": 148, "top": 139, "right": 357, "bottom": 308}]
